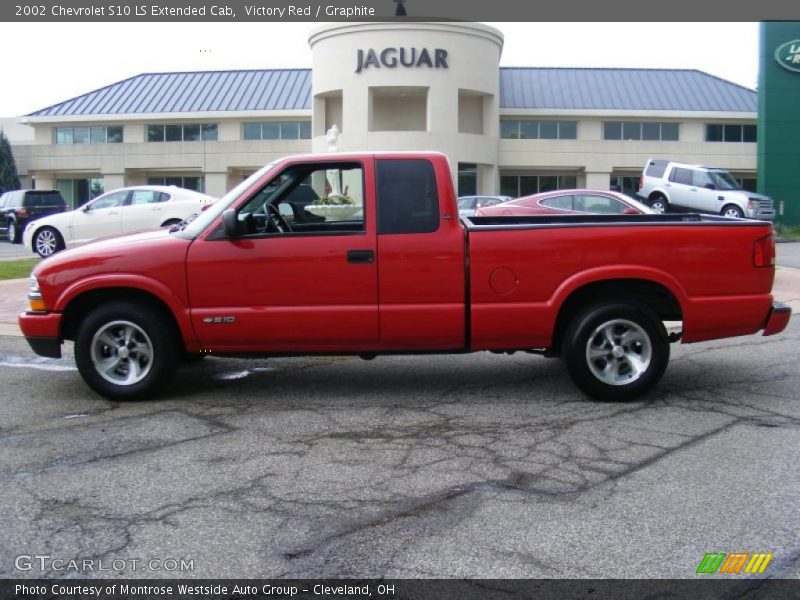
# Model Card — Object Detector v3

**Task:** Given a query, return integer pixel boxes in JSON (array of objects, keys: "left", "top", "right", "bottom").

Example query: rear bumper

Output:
[
  {"left": 763, "top": 301, "right": 792, "bottom": 336},
  {"left": 19, "top": 311, "right": 62, "bottom": 358}
]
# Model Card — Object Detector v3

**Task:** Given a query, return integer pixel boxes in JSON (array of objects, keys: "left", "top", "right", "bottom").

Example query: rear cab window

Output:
[{"left": 376, "top": 159, "right": 439, "bottom": 234}]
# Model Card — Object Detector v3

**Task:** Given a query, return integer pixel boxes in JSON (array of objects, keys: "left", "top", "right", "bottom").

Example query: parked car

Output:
[
  {"left": 0, "top": 189, "right": 67, "bottom": 244},
  {"left": 475, "top": 190, "right": 652, "bottom": 217},
  {"left": 23, "top": 185, "right": 215, "bottom": 258},
  {"left": 20, "top": 152, "right": 789, "bottom": 402},
  {"left": 457, "top": 195, "right": 511, "bottom": 217},
  {"left": 637, "top": 159, "right": 775, "bottom": 220}
]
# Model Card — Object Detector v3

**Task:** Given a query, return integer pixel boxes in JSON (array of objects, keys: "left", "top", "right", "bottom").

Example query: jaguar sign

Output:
[
  {"left": 355, "top": 48, "right": 449, "bottom": 73},
  {"left": 775, "top": 40, "right": 800, "bottom": 73}
]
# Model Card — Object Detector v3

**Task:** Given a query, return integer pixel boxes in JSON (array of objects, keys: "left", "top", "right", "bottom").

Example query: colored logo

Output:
[
  {"left": 775, "top": 40, "right": 800, "bottom": 73},
  {"left": 696, "top": 552, "right": 773, "bottom": 575}
]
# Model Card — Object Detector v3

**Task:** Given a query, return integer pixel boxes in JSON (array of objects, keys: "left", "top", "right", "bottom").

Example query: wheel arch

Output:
[
  {"left": 549, "top": 272, "right": 684, "bottom": 354},
  {"left": 648, "top": 189, "right": 670, "bottom": 203},
  {"left": 57, "top": 280, "right": 196, "bottom": 351}
]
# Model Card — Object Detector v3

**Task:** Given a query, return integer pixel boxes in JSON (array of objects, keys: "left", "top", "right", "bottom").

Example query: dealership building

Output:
[{"left": 11, "top": 22, "right": 760, "bottom": 208}]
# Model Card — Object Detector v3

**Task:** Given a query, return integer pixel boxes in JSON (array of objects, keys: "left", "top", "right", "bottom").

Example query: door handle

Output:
[{"left": 347, "top": 250, "right": 374, "bottom": 264}]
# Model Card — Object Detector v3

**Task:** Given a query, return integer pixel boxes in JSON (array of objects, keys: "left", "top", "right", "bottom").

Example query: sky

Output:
[{"left": 0, "top": 22, "right": 760, "bottom": 118}]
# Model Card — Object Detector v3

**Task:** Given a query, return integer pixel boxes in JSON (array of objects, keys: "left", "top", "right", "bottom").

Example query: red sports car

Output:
[{"left": 475, "top": 189, "right": 653, "bottom": 217}]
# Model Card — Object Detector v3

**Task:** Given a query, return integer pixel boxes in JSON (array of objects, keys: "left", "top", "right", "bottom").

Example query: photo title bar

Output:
[{"left": 2, "top": 0, "right": 800, "bottom": 21}]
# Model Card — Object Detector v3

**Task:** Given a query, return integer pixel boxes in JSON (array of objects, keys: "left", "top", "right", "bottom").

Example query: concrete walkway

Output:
[{"left": 1, "top": 268, "right": 799, "bottom": 337}]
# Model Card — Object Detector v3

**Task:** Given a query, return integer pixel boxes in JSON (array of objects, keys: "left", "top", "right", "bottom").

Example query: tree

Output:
[{"left": 0, "top": 130, "right": 21, "bottom": 194}]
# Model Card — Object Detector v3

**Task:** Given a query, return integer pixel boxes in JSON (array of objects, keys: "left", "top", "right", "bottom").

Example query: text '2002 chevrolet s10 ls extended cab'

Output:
[{"left": 19, "top": 152, "right": 791, "bottom": 401}]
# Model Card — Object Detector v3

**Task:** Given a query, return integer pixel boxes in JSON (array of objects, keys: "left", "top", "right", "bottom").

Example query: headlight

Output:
[
  {"left": 748, "top": 199, "right": 759, "bottom": 210},
  {"left": 28, "top": 276, "right": 46, "bottom": 312}
]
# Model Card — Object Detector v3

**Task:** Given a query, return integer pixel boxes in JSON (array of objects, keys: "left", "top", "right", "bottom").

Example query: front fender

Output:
[{"left": 54, "top": 274, "right": 198, "bottom": 350}]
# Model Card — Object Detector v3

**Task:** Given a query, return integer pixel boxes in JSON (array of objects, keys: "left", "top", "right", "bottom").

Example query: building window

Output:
[
  {"left": 55, "top": 178, "right": 104, "bottom": 208},
  {"left": 147, "top": 123, "right": 218, "bottom": 142},
  {"left": 54, "top": 126, "right": 123, "bottom": 144},
  {"left": 458, "top": 163, "right": 477, "bottom": 196},
  {"left": 705, "top": 123, "right": 757, "bottom": 143},
  {"left": 610, "top": 175, "right": 641, "bottom": 198},
  {"left": 242, "top": 121, "right": 312, "bottom": 141},
  {"left": 147, "top": 176, "right": 205, "bottom": 192},
  {"left": 499, "top": 174, "right": 578, "bottom": 198},
  {"left": 736, "top": 178, "right": 757, "bottom": 192},
  {"left": 603, "top": 121, "right": 679, "bottom": 141},
  {"left": 500, "top": 120, "right": 578, "bottom": 140}
]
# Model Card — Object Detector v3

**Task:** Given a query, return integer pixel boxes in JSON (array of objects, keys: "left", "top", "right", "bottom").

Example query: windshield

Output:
[
  {"left": 179, "top": 161, "right": 279, "bottom": 238},
  {"left": 709, "top": 170, "right": 741, "bottom": 191}
]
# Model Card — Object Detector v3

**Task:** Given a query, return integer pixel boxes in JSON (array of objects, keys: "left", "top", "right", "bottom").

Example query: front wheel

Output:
[
  {"left": 74, "top": 301, "right": 180, "bottom": 400},
  {"left": 721, "top": 204, "right": 744, "bottom": 219},
  {"left": 562, "top": 302, "right": 670, "bottom": 401},
  {"left": 33, "top": 227, "right": 64, "bottom": 258}
]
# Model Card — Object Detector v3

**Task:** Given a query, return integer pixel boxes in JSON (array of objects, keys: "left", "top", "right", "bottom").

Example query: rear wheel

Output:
[
  {"left": 7, "top": 221, "right": 20, "bottom": 244},
  {"left": 562, "top": 302, "right": 670, "bottom": 401},
  {"left": 721, "top": 204, "right": 744, "bottom": 219},
  {"left": 33, "top": 227, "right": 64, "bottom": 258},
  {"left": 74, "top": 301, "right": 180, "bottom": 400},
  {"left": 648, "top": 194, "right": 668, "bottom": 214}
]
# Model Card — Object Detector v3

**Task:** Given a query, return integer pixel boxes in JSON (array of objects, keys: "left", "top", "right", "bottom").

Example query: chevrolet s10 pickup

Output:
[{"left": 19, "top": 152, "right": 791, "bottom": 401}]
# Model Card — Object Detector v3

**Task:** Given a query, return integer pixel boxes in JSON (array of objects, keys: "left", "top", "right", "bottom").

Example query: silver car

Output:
[{"left": 637, "top": 159, "right": 775, "bottom": 220}]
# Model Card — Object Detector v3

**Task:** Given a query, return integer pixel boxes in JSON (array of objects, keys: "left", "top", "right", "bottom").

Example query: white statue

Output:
[{"left": 325, "top": 124, "right": 340, "bottom": 152}]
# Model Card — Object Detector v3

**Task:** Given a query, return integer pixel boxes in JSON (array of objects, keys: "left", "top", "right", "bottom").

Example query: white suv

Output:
[{"left": 637, "top": 160, "right": 775, "bottom": 220}]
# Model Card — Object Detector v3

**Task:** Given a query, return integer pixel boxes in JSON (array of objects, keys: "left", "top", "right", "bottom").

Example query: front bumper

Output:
[
  {"left": 747, "top": 209, "right": 777, "bottom": 221},
  {"left": 19, "top": 311, "right": 62, "bottom": 358},
  {"left": 763, "top": 301, "right": 791, "bottom": 336}
]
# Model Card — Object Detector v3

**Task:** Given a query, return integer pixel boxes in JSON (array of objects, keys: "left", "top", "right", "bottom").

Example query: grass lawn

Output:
[{"left": 0, "top": 259, "right": 40, "bottom": 281}]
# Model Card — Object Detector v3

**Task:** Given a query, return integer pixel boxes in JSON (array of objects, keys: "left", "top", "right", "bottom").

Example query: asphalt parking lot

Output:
[{"left": 0, "top": 243, "right": 798, "bottom": 579}]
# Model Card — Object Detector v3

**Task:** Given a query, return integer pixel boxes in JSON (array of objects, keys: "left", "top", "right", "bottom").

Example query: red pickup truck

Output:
[{"left": 19, "top": 152, "right": 790, "bottom": 401}]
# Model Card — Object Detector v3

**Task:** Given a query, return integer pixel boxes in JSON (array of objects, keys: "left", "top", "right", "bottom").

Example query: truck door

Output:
[
  {"left": 186, "top": 159, "right": 379, "bottom": 351},
  {"left": 374, "top": 157, "right": 466, "bottom": 350}
]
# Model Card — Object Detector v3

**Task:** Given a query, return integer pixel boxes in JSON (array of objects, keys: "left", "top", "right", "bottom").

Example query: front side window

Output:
[
  {"left": 237, "top": 162, "right": 365, "bottom": 235},
  {"left": 574, "top": 194, "right": 626, "bottom": 214},
  {"left": 90, "top": 191, "right": 128, "bottom": 210}
]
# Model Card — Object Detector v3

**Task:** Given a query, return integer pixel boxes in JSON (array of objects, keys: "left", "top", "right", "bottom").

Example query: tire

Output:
[
  {"left": 720, "top": 204, "right": 744, "bottom": 219},
  {"left": 74, "top": 301, "right": 180, "bottom": 400},
  {"left": 562, "top": 302, "right": 670, "bottom": 402},
  {"left": 33, "top": 227, "right": 64, "bottom": 258},
  {"left": 648, "top": 195, "right": 668, "bottom": 214},
  {"left": 7, "top": 220, "right": 20, "bottom": 244}
]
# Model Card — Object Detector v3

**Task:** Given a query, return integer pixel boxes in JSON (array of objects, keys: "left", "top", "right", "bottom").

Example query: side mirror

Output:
[
  {"left": 704, "top": 183, "right": 716, "bottom": 190},
  {"left": 81, "top": 204, "right": 91, "bottom": 212},
  {"left": 222, "top": 209, "right": 241, "bottom": 237}
]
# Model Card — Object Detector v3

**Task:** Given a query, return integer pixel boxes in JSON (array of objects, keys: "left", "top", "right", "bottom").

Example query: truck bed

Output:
[{"left": 463, "top": 212, "right": 775, "bottom": 349}]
